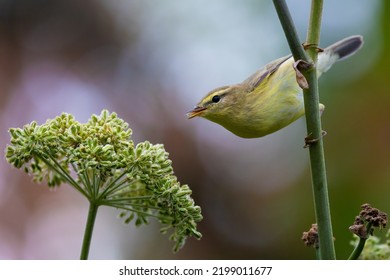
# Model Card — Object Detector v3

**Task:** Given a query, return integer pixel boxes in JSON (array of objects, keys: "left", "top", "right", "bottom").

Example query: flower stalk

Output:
[
  {"left": 273, "top": 0, "right": 335, "bottom": 259},
  {"left": 80, "top": 202, "right": 99, "bottom": 260}
]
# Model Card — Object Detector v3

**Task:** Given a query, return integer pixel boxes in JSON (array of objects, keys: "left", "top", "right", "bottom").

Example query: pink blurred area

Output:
[{"left": 0, "top": 0, "right": 388, "bottom": 259}]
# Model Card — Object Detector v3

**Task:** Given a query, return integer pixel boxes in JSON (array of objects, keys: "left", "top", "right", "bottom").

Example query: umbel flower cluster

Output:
[{"left": 6, "top": 110, "right": 202, "bottom": 252}]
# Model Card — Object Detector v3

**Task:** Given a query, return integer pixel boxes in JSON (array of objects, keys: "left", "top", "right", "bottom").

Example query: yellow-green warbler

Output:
[{"left": 187, "top": 35, "right": 363, "bottom": 138}]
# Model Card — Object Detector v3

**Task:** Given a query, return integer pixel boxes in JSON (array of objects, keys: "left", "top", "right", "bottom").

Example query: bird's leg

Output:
[{"left": 319, "top": 103, "right": 325, "bottom": 115}]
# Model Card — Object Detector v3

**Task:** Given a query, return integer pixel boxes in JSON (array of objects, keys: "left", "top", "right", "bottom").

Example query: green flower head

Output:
[{"left": 6, "top": 110, "right": 202, "bottom": 252}]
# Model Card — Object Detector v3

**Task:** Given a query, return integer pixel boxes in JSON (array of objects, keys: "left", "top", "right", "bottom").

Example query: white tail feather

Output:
[{"left": 317, "top": 35, "right": 363, "bottom": 73}]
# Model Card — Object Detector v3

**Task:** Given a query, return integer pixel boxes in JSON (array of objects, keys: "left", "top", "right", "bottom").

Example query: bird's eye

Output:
[{"left": 212, "top": 95, "right": 221, "bottom": 103}]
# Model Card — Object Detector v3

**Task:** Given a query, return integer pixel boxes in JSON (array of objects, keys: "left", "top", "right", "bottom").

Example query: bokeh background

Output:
[{"left": 0, "top": 0, "right": 388, "bottom": 259}]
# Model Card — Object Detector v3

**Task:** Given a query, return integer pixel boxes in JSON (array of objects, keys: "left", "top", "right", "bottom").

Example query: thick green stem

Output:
[
  {"left": 305, "top": 0, "right": 335, "bottom": 260},
  {"left": 304, "top": 68, "right": 335, "bottom": 260},
  {"left": 272, "top": 0, "right": 309, "bottom": 62},
  {"left": 272, "top": 0, "right": 335, "bottom": 259},
  {"left": 80, "top": 202, "right": 99, "bottom": 260}
]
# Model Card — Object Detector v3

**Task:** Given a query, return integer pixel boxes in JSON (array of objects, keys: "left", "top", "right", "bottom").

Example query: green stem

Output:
[
  {"left": 348, "top": 238, "right": 366, "bottom": 260},
  {"left": 305, "top": 0, "right": 335, "bottom": 260},
  {"left": 306, "top": 0, "right": 323, "bottom": 60},
  {"left": 305, "top": 69, "right": 335, "bottom": 260},
  {"left": 272, "top": 0, "right": 309, "bottom": 62},
  {"left": 272, "top": 0, "right": 335, "bottom": 259},
  {"left": 348, "top": 223, "right": 373, "bottom": 260},
  {"left": 37, "top": 153, "right": 88, "bottom": 198},
  {"left": 80, "top": 202, "right": 99, "bottom": 260},
  {"left": 103, "top": 204, "right": 168, "bottom": 220},
  {"left": 71, "top": 162, "right": 92, "bottom": 198},
  {"left": 98, "top": 169, "right": 131, "bottom": 199}
]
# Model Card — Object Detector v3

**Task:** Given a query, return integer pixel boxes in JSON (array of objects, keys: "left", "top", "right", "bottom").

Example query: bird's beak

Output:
[{"left": 186, "top": 106, "right": 207, "bottom": 119}]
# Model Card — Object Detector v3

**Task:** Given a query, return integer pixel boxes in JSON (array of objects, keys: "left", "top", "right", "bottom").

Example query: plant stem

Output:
[
  {"left": 80, "top": 202, "right": 99, "bottom": 260},
  {"left": 305, "top": 0, "right": 335, "bottom": 260},
  {"left": 306, "top": 0, "right": 323, "bottom": 60},
  {"left": 348, "top": 222, "right": 373, "bottom": 260},
  {"left": 272, "top": 0, "right": 309, "bottom": 62},
  {"left": 348, "top": 238, "right": 367, "bottom": 260},
  {"left": 304, "top": 67, "right": 335, "bottom": 260},
  {"left": 272, "top": 0, "right": 336, "bottom": 259}
]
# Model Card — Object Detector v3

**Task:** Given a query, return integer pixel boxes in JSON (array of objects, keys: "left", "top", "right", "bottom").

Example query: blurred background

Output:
[{"left": 0, "top": 0, "right": 389, "bottom": 259}]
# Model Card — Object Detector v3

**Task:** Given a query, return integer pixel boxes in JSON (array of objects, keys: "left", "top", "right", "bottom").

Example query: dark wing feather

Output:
[{"left": 242, "top": 54, "right": 292, "bottom": 91}]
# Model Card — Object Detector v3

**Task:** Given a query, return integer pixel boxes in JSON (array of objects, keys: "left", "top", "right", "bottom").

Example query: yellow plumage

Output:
[{"left": 187, "top": 36, "right": 363, "bottom": 138}]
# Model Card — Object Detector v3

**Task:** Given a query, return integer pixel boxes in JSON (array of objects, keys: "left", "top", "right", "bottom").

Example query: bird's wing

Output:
[{"left": 243, "top": 54, "right": 292, "bottom": 91}]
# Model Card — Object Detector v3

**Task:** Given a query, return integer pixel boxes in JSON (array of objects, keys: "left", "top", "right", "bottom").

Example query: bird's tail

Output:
[{"left": 317, "top": 35, "right": 364, "bottom": 73}]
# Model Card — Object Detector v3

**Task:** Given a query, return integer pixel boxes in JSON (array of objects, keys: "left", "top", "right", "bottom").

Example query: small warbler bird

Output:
[{"left": 187, "top": 35, "right": 363, "bottom": 138}]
